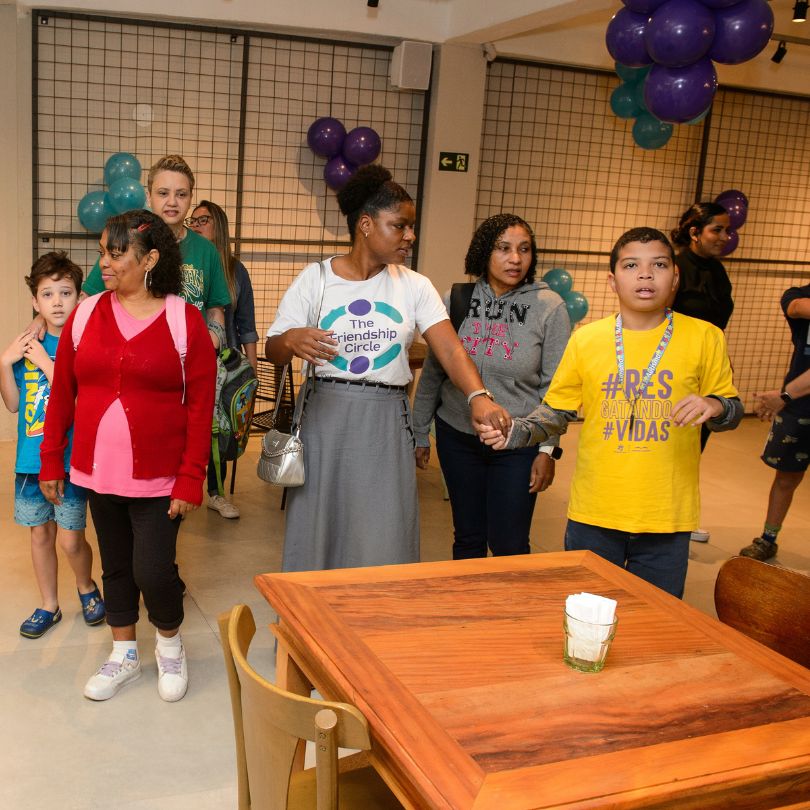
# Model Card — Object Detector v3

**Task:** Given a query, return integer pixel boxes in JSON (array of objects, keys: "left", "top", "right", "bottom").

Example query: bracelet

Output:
[{"left": 466, "top": 388, "right": 494, "bottom": 406}]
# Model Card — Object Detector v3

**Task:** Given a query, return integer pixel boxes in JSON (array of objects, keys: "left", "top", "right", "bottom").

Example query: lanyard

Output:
[{"left": 614, "top": 308, "right": 674, "bottom": 431}]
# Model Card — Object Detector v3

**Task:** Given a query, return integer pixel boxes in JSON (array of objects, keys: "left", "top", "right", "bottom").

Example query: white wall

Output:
[{"left": 0, "top": 5, "right": 33, "bottom": 440}]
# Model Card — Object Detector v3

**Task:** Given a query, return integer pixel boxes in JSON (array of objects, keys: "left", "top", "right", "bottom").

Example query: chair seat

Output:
[{"left": 288, "top": 764, "right": 401, "bottom": 808}]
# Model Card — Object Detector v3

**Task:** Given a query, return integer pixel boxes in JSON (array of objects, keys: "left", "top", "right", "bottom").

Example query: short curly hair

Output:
[
  {"left": 609, "top": 227, "right": 674, "bottom": 274},
  {"left": 25, "top": 251, "right": 83, "bottom": 296},
  {"left": 464, "top": 214, "right": 538, "bottom": 285},
  {"left": 336, "top": 165, "right": 413, "bottom": 241},
  {"left": 147, "top": 154, "right": 195, "bottom": 193},
  {"left": 105, "top": 209, "right": 183, "bottom": 298}
]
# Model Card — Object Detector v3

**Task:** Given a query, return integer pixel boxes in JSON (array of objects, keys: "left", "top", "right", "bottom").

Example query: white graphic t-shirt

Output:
[{"left": 267, "top": 259, "right": 448, "bottom": 386}]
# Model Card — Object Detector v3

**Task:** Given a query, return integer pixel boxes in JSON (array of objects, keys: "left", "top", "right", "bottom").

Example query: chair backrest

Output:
[
  {"left": 714, "top": 556, "right": 810, "bottom": 668},
  {"left": 218, "top": 605, "right": 373, "bottom": 810},
  {"left": 251, "top": 358, "right": 295, "bottom": 434}
]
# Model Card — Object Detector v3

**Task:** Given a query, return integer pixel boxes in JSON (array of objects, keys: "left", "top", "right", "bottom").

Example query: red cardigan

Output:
[{"left": 40, "top": 293, "right": 216, "bottom": 505}]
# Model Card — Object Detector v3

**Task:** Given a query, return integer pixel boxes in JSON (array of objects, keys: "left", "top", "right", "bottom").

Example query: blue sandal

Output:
[
  {"left": 79, "top": 582, "right": 106, "bottom": 626},
  {"left": 20, "top": 607, "right": 62, "bottom": 639}
]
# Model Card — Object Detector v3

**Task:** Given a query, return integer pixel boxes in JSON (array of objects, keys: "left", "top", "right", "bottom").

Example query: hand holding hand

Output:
[
  {"left": 529, "top": 453, "right": 555, "bottom": 493},
  {"left": 39, "top": 479, "right": 64, "bottom": 505},
  {"left": 671, "top": 394, "right": 723, "bottom": 427},
  {"left": 414, "top": 446, "right": 430, "bottom": 469},
  {"left": 168, "top": 499, "right": 198, "bottom": 519},
  {"left": 469, "top": 396, "right": 511, "bottom": 438},
  {"left": 286, "top": 328, "right": 339, "bottom": 366},
  {"left": 753, "top": 390, "right": 784, "bottom": 422},
  {"left": 474, "top": 420, "right": 512, "bottom": 449}
]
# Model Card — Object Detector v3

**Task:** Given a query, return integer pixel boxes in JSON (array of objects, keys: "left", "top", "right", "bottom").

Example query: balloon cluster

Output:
[
  {"left": 543, "top": 268, "right": 589, "bottom": 324},
  {"left": 606, "top": 0, "right": 774, "bottom": 148},
  {"left": 77, "top": 152, "right": 145, "bottom": 232},
  {"left": 715, "top": 188, "right": 748, "bottom": 255},
  {"left": 306, "top": 117, "right": 382, "bottom": 191}
]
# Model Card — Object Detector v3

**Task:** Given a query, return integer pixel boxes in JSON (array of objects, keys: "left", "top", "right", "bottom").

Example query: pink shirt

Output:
[{"left": 70, "top": 295, "right": 176, "bottom": 497}]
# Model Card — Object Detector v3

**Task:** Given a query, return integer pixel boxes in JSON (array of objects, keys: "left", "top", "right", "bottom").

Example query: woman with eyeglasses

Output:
[
  {"left": 82, "top": 155, "right": 231, "bottom": 348},
  {"left": 188, "top": 201, "right": 258, "bottom": 519}
]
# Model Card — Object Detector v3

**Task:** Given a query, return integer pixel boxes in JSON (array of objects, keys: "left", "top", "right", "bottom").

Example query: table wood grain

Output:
[{"left": 256, "top": 552, "right": 810, "bottom": 809}]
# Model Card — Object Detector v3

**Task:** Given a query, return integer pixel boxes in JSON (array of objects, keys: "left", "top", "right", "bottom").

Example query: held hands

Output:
[
  {"left": 753, "top": 390, "right": 784, "bottom": 422},
  {"left": 529, "top": 453, "right": 555, "bottom": 493},
  {"left": 39, "top": 479, "right": 64, "bottom": 506},
  {"left": 473, "top": 421, "right": 513, "bottom": 450},
  {"left": 414, "top": 446, "right": 430, "bottom": 469},
  {"left": 287, "top": 328, "right": 339, "bottom": 366},
  {"left": 469, "top": 396, "right": 511, "bottom": 440},
  {"left": 168, "top": 499, "right": 198, "bottom": 519},
  {"left": 670, "top": 394, "right": 723, "bottom": 427}
]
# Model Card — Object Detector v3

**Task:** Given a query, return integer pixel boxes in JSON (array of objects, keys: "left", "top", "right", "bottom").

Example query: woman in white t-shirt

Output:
[{"left": 266, "top": 165, "right": 510, "bottom": 571}]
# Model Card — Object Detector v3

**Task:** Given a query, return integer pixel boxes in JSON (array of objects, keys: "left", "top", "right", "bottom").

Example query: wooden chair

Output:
[
  {"left": 714, "top": 556, "right": 810, "bottom": 668},
  {"left": 218, "top": 605, "right": 401, "bottom": 810}
]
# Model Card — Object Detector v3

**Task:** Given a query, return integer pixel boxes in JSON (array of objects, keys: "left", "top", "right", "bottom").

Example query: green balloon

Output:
[
  {"left": 564, "top": 290, "right": 589, "bottom": 324},
  {"left": 542, "top": 268, "right": 573, "bottom": 296},
  {"left": 615, "top": 62, "right": 651, "bottom": 84},
  {"left": 632, "top": 113, "right": 673, "bottom": 150},
  {"left": 610, "top": 83, "right": 642, "bottom": 119}
]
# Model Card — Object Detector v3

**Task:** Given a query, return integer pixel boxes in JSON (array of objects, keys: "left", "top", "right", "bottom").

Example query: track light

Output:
[
  {"left": 794, "top": 1, "right": 808, "bottom": 21},
  {"left": 771, "top": 41, "right": 788, "bottom": 62}
]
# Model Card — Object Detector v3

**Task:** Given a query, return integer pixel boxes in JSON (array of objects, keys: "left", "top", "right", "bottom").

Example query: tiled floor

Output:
[{"left": 1, "top": 418, "right": 808, "bottom": 808}]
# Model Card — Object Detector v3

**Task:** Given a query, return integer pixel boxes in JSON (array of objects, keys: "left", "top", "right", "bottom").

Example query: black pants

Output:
[{"left": 88, "top": 492, "right": 183, "bottom": 630}]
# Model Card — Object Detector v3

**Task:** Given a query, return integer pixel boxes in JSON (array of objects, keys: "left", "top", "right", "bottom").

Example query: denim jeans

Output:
[
  {"left": 564, "top": 519, "right": 690, "bottom": 598},
  {"left": 435, "top": 416, "right": 539, "bottom": 559}
]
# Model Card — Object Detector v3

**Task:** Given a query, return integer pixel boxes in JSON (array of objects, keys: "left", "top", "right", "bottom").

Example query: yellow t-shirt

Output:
[{"left": 545, "top": 312, "right": 737, "bottom": 533}]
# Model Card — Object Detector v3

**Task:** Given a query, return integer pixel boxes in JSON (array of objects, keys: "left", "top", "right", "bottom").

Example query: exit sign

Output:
[{"left": 438, "top": 152, "right": 469, "bottom": 172}]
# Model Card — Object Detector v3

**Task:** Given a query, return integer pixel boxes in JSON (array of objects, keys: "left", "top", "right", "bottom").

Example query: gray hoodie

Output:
[{"left": 412, "top": 278, "right": 571, "bottom": 446}]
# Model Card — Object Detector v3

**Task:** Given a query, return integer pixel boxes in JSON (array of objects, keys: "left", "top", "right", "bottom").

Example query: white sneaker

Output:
[
  {"left": 690, "top": 529, "right": 710, "bottom": 543},
  {"left": 207, "top": 494, "right": 240, "bottom": 519},
  {"left": 84, "top": 650, "right": 141, "bottom": 701},
  {"left": 156, "top": 643, "right": 188, "bottom": 702}
]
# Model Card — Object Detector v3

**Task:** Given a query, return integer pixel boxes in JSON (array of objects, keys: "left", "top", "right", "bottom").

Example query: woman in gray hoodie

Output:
[{"left": 413, "top": 214, "right": 571, "bottom": 558}]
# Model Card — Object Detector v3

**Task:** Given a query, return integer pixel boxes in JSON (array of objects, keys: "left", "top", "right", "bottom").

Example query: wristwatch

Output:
[
  {"left": 466, "top": 388, "right": 494, "bottom": 406},
  {"left": 538, "top": 445, "right": 563, "bottom": 460},
  {"left": 780, "top": 389, "right": 793, "bottom": 404}
]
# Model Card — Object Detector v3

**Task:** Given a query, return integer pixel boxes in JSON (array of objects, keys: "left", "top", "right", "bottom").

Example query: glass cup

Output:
[{"left": 563, "top": 611, "right": 618, "bottom": 673}]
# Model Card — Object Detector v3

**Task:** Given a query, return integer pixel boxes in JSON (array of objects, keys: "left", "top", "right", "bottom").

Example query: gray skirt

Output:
[{"left": 281, "top": 379, "right": 419, "bottom": 572}]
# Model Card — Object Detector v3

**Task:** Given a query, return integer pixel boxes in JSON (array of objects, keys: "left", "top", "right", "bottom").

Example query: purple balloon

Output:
[
  {"left": 324, "top": 156, "right": 356, "bottom": 191},
  {"left": 644, "top": 58, "right": 717, "bottom": 124},
  {"left": 699, "top": 0, "right": 746, "bottom": 8},
  {"left": 715, "top": 191, "right": 748, "bottom": 229},
  {"left": 645, "top": 0, "right": 716, "bottom": 67},
  {"left": 342, "top": 127, "right": 381, "bottom": 167},
  {"left": 720, "top": 228, "right": 739, "bottom": 256},
  {"left": 709, "top": 0, "right": 774, "bottom": 65},
  {"left": 606, "top": 9, "right": 653, "bottom": 68},
  {"left": 717, "top": 187, "right": 748, "bottom": 207},
  {"left": 621, "top": 0, "right": 667, "bottom": 13},
  {"left": 307, "top": 117, "right": 346, "bottom": 158}
]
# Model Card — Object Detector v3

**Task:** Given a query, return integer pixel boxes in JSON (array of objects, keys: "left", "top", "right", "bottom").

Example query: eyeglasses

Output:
[{"left": 185, "top": 215, "right": 212, "bottom": 227}]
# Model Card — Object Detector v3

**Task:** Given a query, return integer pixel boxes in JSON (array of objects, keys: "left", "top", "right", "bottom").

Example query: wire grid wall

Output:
[
  {"left": 32, "top": 11, "right": 428, "bottom": 345},
  {"left": 476, "top": 60, "right": 810, "bottom": 410}
]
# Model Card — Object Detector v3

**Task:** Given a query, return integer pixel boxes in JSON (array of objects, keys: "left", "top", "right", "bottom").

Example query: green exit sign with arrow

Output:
[{"left": 439, "top": 152, "right": 469, "bottom": 172}]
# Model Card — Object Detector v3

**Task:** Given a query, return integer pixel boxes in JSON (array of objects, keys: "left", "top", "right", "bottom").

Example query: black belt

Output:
[{"left": 317, "top": 377, "right": 407, "bottom": 392}]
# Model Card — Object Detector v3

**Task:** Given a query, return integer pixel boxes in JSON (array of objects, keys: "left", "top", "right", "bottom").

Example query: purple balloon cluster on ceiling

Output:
[
  {"left": 306, "top": 117, "right": 382, "bottom": 191},
  {"left": 606, "top": 0, "right": 773, "bottom": 147}
]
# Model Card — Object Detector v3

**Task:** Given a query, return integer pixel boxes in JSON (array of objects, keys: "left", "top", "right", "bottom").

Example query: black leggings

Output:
[{"left": 88, "top": 492, "right": 183, "bottom": 630}]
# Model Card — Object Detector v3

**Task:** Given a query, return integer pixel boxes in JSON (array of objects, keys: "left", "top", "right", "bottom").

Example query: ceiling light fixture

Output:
[
  {"left": 793, "top": 1, "right": 808, "bottom": 22},
  {"left": 771, "top": 40, "right": 788, "bottom": 62}
]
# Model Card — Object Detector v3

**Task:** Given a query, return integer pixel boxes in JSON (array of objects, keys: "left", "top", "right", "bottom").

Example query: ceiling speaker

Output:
[{"left": 390, "top": 41, "right": 432, "bottom": 91}]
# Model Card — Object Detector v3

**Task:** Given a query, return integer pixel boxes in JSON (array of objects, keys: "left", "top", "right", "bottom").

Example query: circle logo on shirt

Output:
[{"left": 320, "top": 298, "right": 403, "bottom": 374}]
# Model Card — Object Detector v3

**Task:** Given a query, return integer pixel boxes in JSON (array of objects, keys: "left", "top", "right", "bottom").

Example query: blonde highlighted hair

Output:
[{"left": 147, "top": 154, "right": 195, "bottom": 192}]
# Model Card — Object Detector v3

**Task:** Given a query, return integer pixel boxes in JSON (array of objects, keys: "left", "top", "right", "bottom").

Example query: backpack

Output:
[
  {"left": 449, "top": 282, "right": 475, "bottom": 333},
  {"left": 211, "top": 347, "right": 259, "bottom": 494}
]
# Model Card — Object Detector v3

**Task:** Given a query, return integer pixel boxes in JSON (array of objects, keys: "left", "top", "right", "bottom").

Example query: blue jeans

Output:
[
  {"left": 564, "top": 519, "right": 690, "bottom": 599},
  {"left": 435, "top": 416, "right": 538, "bottom": 559}
]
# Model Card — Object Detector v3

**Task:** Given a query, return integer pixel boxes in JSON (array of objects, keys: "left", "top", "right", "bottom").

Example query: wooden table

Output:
[{"left": 255, "top": 552, "right": 810, "bottom": 809}]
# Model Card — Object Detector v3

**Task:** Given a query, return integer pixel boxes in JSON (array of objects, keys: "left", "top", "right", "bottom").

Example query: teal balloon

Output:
[
  {"left": 631, "top": 79, "right": 649, "bottom": 113},
  {"left": 563, "top": 290, "right": 589, "bottom": 324},
  {"left": 106, "top": 177, "right": 146, "bottom": 214},
  {"left": 615, "top": 62, "right": 651, "bottom": 84},
  {"left": 77, "top": 190, "right": 111, "bottom": 232},
  {"left": 611, "top": 83, "right": 642, "bottom": 119},
  {"left": 632, "top": 113, "right": 673, "bottom": 150},
  {"left": 542, "top": 268, "right": 573, "bottom": 296},
  {"left": 685, "top": 106, "right": 710, "bottom": 125},
  {"left": 103, "top": 152, "right": 142, "bottom": 186}
]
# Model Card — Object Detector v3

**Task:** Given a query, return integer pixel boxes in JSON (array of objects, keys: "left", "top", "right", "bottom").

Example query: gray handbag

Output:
[{"left": 257, "top": 262, "right": 326, "bottom": 488}]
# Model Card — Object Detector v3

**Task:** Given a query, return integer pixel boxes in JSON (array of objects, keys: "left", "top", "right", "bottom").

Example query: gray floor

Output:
[{"left": 1, "top": 418, "right": 808, "bottom": 808}]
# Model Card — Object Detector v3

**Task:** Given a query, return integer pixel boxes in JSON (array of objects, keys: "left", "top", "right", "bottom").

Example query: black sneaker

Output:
[{"left": 739, "top": 537, "right": 778, "bottom": 561}]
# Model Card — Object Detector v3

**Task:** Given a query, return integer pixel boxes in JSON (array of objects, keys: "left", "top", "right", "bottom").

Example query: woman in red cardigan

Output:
[{"left": 40, "top": 210, "right": 216, "bottom": 703}]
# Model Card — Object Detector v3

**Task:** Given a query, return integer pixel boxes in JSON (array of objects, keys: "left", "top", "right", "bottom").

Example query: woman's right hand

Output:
[
  {"left": 39, "top": 479, "right": 64, "bottom": 505},
  {"left": 414, "top": 446, "right": 431, "bottom": 469},
  {"left": 285, "top": 328, "right": 339, "bottom": 365}
]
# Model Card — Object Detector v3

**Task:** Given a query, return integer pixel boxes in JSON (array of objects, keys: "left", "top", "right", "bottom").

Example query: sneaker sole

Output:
[
  {"left": 83, "top": 614, "right": 107, "bottom": 626},
  {"left": 158, "top": 681, "right": 189, "bottom": 702},
  {"left": 20, "top": 615, "right": 62, "bottom": 639},
  {"left": 84, "top": 668, "right": 142, "bottom": 701}
]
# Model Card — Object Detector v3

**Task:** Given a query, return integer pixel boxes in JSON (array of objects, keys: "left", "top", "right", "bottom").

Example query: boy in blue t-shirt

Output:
[{"left": 0, "top": 252, "right": 104, "bottom": 638}]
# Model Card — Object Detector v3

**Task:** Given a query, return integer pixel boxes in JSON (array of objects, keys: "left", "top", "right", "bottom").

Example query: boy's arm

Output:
[
  {"left": 477, "top": 401, "right": 577, "bottom": 449},
  {"left": 705, "top": 395, "right": 743, "bottom": 432}
]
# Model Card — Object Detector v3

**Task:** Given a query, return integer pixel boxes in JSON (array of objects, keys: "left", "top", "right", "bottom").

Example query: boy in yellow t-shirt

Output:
[{"left": 477, "top": 227, "right": 742, "bottom": 598}]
